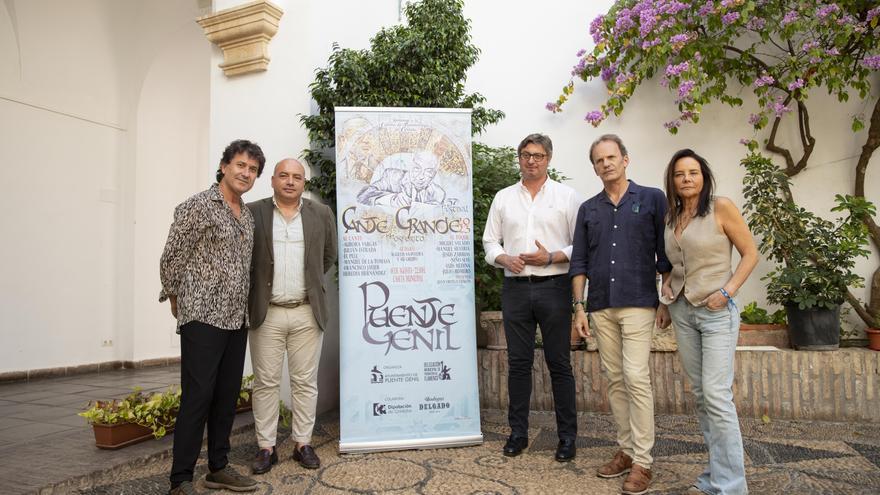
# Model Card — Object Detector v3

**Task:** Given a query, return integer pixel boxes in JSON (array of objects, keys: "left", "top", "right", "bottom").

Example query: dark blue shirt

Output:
[{"left": 569, "top": 181, "right": 671, "bottom": 312}]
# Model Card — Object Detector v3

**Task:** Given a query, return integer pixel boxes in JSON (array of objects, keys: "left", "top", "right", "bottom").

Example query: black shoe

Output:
[
  {"left": 555, "top": 438, "right": 576, "bottom": 462},
  {"left": 251, "top": 447, "right": 278, "bottom": 474},
  {"left": 502, "top": 435, "right": 528, "bottom": 457},
  {"left": 293, "top": 444, "right": 321, "bottom": 469}
]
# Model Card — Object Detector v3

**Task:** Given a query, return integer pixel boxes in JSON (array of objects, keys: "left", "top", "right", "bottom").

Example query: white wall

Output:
[
  {"left": 130, "top": 14, "right": 211, "bottom": 363},
  {"left": 0, "top": 0, "right": 209, "bottom": 373}
]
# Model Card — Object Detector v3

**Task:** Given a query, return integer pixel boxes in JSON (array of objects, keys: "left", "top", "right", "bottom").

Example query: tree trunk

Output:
[{"left": 853, "top": 97, "right": 880, "bottom": 328}]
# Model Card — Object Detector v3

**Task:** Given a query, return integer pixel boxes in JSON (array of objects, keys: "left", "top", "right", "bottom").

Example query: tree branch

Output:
[
  {"left": 723, "top": 44, "right": 771, "bottom": 72},
  {"left": 851, "top": 96, "right": 880, "bottom": 329},
  {"left": 788, "top": 100, "right": 815, "bottom": 176},
  {"left": 845, "top": 289, "right": 875, "bottom": 328}
]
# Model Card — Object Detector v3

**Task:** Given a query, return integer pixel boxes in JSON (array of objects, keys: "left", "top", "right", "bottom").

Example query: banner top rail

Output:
[{"left": 334, "top": 106, "right": 473, "bottom": 114}]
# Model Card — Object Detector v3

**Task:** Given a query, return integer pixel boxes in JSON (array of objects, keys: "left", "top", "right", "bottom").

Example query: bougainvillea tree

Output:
[{"left": 549, "top": 0, "right": 880, "bottom": 328}]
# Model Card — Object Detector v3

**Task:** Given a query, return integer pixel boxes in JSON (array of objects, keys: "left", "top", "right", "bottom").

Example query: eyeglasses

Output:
[{"left": 519, "top": 152, "right": 547, "bottom": 162}]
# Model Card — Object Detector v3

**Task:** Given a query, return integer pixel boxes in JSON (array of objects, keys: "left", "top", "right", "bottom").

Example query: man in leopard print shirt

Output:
[{"left": 159, "top": 139, "right": 265, "bottom": 494}]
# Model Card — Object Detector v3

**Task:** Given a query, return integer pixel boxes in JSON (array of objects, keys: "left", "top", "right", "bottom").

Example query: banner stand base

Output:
[{"left": 339, "top": 433, "right": 483, "bottom": 454}]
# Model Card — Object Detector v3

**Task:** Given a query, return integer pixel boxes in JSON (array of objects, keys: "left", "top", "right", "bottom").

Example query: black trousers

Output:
[
  {"left": 502, "top": 275, "right": 577, "bottom": 440},
  {"left": 170, "top": 321, "right": 248, "bottom": 486}
]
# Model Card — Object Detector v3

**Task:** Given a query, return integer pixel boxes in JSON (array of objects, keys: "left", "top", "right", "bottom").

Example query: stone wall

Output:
[{"left": 478, "top": 348, "right": 880, "bottom": 422}]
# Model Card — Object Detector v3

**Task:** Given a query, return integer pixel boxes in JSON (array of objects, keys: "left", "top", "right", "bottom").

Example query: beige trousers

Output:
[
  {"left": 250, "top": 304, "right": 323, "bottom": 447},
  {"left": 591, "top": 307, "right": 656, "bottom": 468}
]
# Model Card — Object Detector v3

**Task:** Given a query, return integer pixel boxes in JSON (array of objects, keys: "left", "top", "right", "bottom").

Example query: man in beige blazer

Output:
[{"left": 247, "top": 158, "right": 337, "bottom": 474}]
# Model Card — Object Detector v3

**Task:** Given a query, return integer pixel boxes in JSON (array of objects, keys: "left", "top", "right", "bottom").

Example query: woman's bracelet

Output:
[{"left": 719, "top": 288, "right": 732, "bottom": 300}]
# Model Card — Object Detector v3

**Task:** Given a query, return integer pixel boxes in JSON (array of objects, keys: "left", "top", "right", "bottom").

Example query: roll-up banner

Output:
[{"left": 335, "top": 107, "right": 482, "bottom": 453}]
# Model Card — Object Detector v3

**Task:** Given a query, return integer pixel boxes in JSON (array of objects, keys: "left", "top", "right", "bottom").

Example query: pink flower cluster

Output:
[
  {"left": 698, "top": 1, "right": 714, "bottom": 17},
  {"left": 864, "top": 55, "right": 880, "bottom": 70},
  {"left": 816, "top": 3, "right": 839, "bottom": 20},
  {"left": 753, "top": 74, "right": 775, "bottom": 88},
  {"left": 787, "top": 78, "right": 804, "bottom": 91},
  {"left": 585, "top": 110, "right": 604, "bottom": 126},
  {"left": 615, "top": 9, "right": 636, "bottom": 32},
  {"left": 722, "top": 11, "right": 740, "bottom": 25},
  {"left": 801, "top": 40, "right": 819, "bottom": 53},
  {"left": 677, "top": 80, "right": 696, "bottom": 101},
  {"left": 746, "top": 17, "right": 766, "bottom": 31},
  {"left": 781, "top": 11, "right": 798, "bottom": 26},
  {"left": 767, "top": 96, "right": 792, "bottom": 117},
  {"left": 590, "top": 15, "right": 605, "bottom": 44},
  {"left": 665, "top": 61, "right": 690, "bottom": 77}
]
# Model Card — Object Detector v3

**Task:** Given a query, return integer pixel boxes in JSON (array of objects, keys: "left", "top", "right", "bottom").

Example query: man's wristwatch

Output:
[{"left": 571, "top": 300, "right": 587, "bottom": 313}]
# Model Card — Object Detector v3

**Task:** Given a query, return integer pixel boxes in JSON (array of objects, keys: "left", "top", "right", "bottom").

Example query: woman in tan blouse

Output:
[{"left": 657, "top": 149, "right": 758, "bottom": 495}]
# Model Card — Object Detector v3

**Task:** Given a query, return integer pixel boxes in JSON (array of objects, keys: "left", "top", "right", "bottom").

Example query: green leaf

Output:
[{"left": 852, "top": 119, "right": 864, "bottom": 133}]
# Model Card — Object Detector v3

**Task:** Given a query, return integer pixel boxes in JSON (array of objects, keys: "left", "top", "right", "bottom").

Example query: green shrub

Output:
[
  {"left": 740, "top": 302, "right": 786, "bottom": 325},
  {"left": 742, "top": 152, "right": 874, "bottom": 310}
]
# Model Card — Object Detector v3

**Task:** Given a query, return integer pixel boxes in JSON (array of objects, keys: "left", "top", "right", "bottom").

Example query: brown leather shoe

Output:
[
  {"left": 596, "top": 450, "right": 633, "bottom": 478},
  {"left": 621, "top": 464, "right": 652, "bottom": 495},
  {"left": 251, "top": 447, "right": 278, "bottom": 474},
  {"left": 293, "top": 444, "right": 321, "bottom": 469}
]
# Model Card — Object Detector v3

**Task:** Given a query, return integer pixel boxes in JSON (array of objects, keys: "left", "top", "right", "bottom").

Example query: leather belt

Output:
[
  {"left": 271, "top": 299, "right": 308, "bottom": 309},
  {"left": 507, "top": 274, "right": 566, "bottom": 283}
]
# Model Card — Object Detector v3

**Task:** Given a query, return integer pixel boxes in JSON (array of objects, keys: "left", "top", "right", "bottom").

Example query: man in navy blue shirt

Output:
[{"left": 570, "top": 134, "right": 671, "bottom": 495}]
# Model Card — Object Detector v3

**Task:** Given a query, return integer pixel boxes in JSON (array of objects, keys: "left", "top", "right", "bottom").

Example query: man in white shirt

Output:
[
  {"left": 247, "top": 158, "right": 337, "bottom": 474},
  {"left": 482, "top": 133, "right": 583, "bottom": 462}
]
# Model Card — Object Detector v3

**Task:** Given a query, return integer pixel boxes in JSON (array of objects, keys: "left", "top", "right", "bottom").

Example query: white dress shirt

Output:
[
  {"left": 483, "top": 178, "right": 584, "bottom": 277},
  {"left": 269, "top": 198, "right": 307, "bottom": 304}
]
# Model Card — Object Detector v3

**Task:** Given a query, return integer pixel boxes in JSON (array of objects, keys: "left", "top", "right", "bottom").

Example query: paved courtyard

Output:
[{"left": 1, "top": 366, "right": 878, "bottom": 494}]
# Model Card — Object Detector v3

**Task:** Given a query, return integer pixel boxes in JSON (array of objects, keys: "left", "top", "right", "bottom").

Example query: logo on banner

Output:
[
  {"left": 424, "top": 361, "right": 452, "bottom": 382},
  {"left": 369, "top": 364, "right": 419, "bottom": 384},
  {"left": 370, "top": 365, "right": 384, "bottom": 384},
  {"left": 359, "top": 281, "right": 462, "bottom": 355},
  {"left": 419, "top": 396, "right": 451, "bottom": 412},
  {"left": 372, "top": 397, "right": 412, "bottom": 416}
]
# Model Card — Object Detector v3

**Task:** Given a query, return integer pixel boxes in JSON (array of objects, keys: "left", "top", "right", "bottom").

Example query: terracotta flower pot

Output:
[
  {"left": 92, "top": 422, "right": 154, "bottom": 450},
  {"left": 738, "top": 323, "right": 790, "bottom": 348},
  {"left": 867, "top": 328, "right": 880, "bottom": 351}
]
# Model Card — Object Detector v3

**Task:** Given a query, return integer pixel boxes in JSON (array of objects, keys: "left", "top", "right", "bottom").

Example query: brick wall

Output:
[{"left": 478, "top": 348, "right": 880, "bottom": 422}]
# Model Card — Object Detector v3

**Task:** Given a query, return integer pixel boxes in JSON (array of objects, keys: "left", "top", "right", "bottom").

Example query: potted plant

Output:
[
  {"left": 739, "top": 302, "right": 789, "bottom": 348},
  {"left": 743, "top": 153, "right": 874, "bottom": 350},
  {"left": 79, "top": 386, "right": 180, "bottom": 449},
  {"left": 237, "top": 374, "right": 254, "bottom": 412}
]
